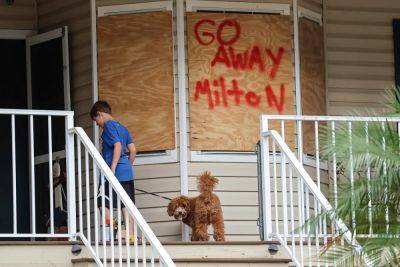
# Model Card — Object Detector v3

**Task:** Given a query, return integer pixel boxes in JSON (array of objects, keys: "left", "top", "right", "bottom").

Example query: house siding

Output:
[
  {"left": 0, "top": 0, "right": 36, "bottom": 30},
  {"left": 37, "top": 0, "right": 92, "bottom": 134},
  {"left": 94, "top": 0, "right": 328, "bottom": 241},
  {"left": 325, "top": 0, "right": 399, "bottom": 115}
]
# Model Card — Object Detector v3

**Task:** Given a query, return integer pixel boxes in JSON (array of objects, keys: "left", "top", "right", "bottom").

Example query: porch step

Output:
[
  {"left": 72, "top": 241, "right": 291, "bottom": 266},
  {"left": 0, "top": 241, "right": 291, "bottom": 267},
  {"left": 72, "top": 257, "right": 290, "bottom": 266}
]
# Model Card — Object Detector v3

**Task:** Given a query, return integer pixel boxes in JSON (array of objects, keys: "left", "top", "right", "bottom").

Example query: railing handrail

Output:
[
  {"left": 262, "top": 114, "right": 400, "bottom": 122},
  {"left": 262, "top": 130, "right": 372, "bottom": 267},
  {"left": 0, "top": 108, "right": 74, "bottom": 116},
  {"left": 71, "top": 127, "right": 175, "bottom": 267}
]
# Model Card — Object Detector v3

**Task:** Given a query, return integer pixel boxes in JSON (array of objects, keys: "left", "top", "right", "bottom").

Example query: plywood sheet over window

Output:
[
  {"left": 188, "top": 13, "right": 295, "bottom": 151},
  {"left": 299, "top": 18, "right": 326, "bottom": 155},
  {"left": 98, "top": 12, "right": 174, "bottom": 152}
]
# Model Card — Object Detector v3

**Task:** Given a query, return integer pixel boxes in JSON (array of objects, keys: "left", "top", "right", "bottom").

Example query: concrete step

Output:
[
  {"left": 0, "top": 241, "right": 291, "bottom": 267},
  {"left": 72, "top": 241, "right": 291, "bottom": 266},
  {"left": 72, "top": 257, "right": 290, "bottom": 266}
]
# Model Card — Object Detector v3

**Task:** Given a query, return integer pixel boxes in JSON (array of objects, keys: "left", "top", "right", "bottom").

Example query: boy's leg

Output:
[
  {"left": 121, "top": 180, "right": 136, "bottom": 242},
  {"left": 97, "top": 180, "right": 112, "bottom": 224}
]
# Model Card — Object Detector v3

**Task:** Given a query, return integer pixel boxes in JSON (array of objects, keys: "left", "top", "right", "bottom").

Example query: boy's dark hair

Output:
[{"left": 90, "top": 101, "right": 112, "bottom": 119}]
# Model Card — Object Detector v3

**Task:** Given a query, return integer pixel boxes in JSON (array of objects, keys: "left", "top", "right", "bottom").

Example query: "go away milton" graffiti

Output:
[{"left": 193, "top": 18, "right": 288, "bottom": 113}]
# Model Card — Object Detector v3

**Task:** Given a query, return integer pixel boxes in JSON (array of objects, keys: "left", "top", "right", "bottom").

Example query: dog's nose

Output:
[{"left": 178, "top": 211, "right": 182, "bottom": 215}]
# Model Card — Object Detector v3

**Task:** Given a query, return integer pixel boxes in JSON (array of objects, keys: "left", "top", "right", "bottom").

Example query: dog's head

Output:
[{"left": 167, "top": 196, "right": 190, "bottom": 220}]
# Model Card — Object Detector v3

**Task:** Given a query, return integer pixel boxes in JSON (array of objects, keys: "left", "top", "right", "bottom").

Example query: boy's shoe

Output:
[{"left": 130, "top": 235, "right": 142, "bottom": 243}]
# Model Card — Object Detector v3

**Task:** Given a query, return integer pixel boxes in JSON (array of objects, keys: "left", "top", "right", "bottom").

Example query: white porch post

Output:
[
  {"left": 177, "top": 0, "right": 190, "bottom": 241},
  {"left": 65, "top": 114, "right": 77, "bottom": 240}
]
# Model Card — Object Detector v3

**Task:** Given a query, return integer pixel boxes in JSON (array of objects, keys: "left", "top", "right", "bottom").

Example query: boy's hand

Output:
[{"left": 111, "top": 142, "right": 122, "bottom": 176}]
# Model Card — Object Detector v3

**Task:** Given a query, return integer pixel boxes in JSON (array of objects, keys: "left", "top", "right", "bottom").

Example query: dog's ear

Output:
[
  {"left": 167, "top": 200, "right": 175, "bottom": 216},
  {"left": 181, "top": 196, "right": 190, "bottom": 211}
]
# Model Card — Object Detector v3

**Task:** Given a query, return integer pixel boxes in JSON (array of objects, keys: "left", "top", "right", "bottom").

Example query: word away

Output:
[
  {"left": 195, "top": 76, "right": 285, "bottom": 113},
  {"left": 194, "top": 18, "right": 286, "bottom": 79},
  {"left": 212, "top": 46, "right": 285, "bottom": 79}
]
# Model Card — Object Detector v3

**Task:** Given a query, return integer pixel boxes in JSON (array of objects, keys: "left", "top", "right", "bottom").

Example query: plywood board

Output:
[
  {"left": 187, "top": 13, "right": 295, "bottom": 151},
  {"left": 300, "top": 18, "right": 326, "bottom": 155},
  {"left": 98, "top": 12, "right": 175, "bottom": 152}
]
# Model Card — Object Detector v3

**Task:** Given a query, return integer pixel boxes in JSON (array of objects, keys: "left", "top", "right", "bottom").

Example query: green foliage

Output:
[{"left": 305, "top": 87, "right": 400, "bottom": 266}]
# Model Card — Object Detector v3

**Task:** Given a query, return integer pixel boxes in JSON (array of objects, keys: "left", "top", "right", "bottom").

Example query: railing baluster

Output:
[
  {"left": 288, "top": 164, "right": 296, "bottom": 258},
  {"left": 134, "top": 220, "right": 139, "bottom": 267},
  {"left": 29, "top": 115, "right": 36, "bottom": 234},
  {"left": 348, "top": 122, "right": 356, "bottom": 231},
  {"left": 85, "top": 149, "right": 91, "bottom": 243},
  {"left": 331, "top": 121, "right": 338, "bottom": 243},
  {"left": 365, "top": 122, "right": 372, "bottom": 236},
  {"left": 314, "top": 121, "right": 321, "bottom": 267},
  {"left": 281, "top": 142, "right": 288, "bottom": 245},
  {"left": 47, "top": 116, "right": 54, "bottom": 234},
  {"left": 272, "top": 142, "right": 279, "bottom": 234},
  {"left": 381, "top": 122, "right": 389, "bottom": 234},
  {"left": 315, "top": 121, "right": 322, "bottom": 230},
  {"left": 101, "top": 174, "right": 107, "bottom": 266},
  {"left": 142, "top": 232, "right": 147, "bottom": 267},
  {"left": 151, "top": 246, "right": 155, "bottom": 267},
  {"left": 117, "top": 197, "right": 123, "bottom": 266},
  {"left": 11, "top": 115, "right": 17, "bottom": 234},
  {"left": 77, "top": 140, "right": 83, "bottom": 235},
  {"left": 93, "top": 164, "right": 99, "bottom": 256},
  {"left": 306, "top": 186, "right": 311, "bottom": 267},
  {"left": 126, "top": 209, "right": 131, "bottom": 267},
  {"left": 109, "top": 183, "right": 115, "bottom": 267},
  {"left": 281, "top": 118, "right": 288, "bottom": 245},
  {"left": 297, "top": 167, "right": 304, "bottom": 265}
]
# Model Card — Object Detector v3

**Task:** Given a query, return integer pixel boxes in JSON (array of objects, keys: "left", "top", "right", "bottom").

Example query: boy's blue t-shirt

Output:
[{"left": 101, "top": 120, "right": 134, "bottom": 181}]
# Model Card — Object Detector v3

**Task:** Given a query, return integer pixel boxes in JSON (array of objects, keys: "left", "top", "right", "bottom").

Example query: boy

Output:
[{"left": 90, "top": 100, "right": 136, "bottom": 242}]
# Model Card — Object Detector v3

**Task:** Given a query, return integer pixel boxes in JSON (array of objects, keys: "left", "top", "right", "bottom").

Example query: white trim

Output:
[
  {"left": 0, "top": 108, "right": 73, "bottom": 116},
  {"left": 94, "top": 1, "right": 178, "bottom": 166},
  {"left": 191, "top": 150, "right": 257, "bottom": 163},
  {"left": 293, "top": 0, "right": 302, "bottom": 117},
  {"left": 91, "top": 0, "right": 100, "bottom": 149},
  {"left": 62, "top": 27, "right": 71, "bottom": 110},
  {"left": 177, "top": 0, "right": 190, "bottom": 242},
  {"left": 26, "top": 28, "right": 63, "bottom": 46},
  {"left": 323, "top": 0, "right": 329, "bottom": 115},
  {"left": 298, "top": 6, "right": 322, "bottom": 25},
  {"left": 190, "top": 150, "right": 328, "bottom": 170},
  {"left": 34, "top": 150, "right": 66, "bottom": 165},
  {"left": 98, "top": 1, "right": 172, "bottom": 17},
  {"left": 0, "top": 29, "right": 36, "bottom": 39},
  {"left": 26, "top": 27, "right": 71, "bottom": 111},
  {"left": 262, "top": 114, "right": 400, "bottom": 122},
  {"left": 186, "top": 0, "right": 290, "bottom": 15},
  {"left": 26, "top": 40, "right": 32, "bottom": 108},
  {"left": 134, "top": 149, "right": 177, "bottom": 165}
]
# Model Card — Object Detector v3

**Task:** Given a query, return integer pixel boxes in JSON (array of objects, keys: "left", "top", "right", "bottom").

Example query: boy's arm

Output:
[
  {"left": 111, "top": 142, "right": 122, "bottom": 173},
  {"left": 127, "top": 143, "right": 136, "bottom": 164}
]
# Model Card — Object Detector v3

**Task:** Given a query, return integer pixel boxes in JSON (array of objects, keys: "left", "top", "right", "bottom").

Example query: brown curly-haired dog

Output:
[{"left": 167, "top": 172, "right": 225, "bottom": 241}]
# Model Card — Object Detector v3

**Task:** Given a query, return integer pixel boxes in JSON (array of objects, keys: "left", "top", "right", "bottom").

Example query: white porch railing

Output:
[
  {"left": 0, "top": 109, "right": 75, "bottom": 239},
  {"left": 259, "top": 115, "right": 400, "bottom": 266},
  {"left": 72, "top": 127, "right": 175, "bottom": 266},
  {"left": 0, "top": 109, "right": 175, "bottom": 267}
]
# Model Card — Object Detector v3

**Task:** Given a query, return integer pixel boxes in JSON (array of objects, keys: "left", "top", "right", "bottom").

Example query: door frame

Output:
[
  {"left": 25, "top": 27, "right": 71, "bottom": 234},
  {"left": 0, "top": 29, "right": 36, "bottom": 40},
  {"left": 26, "top": 27, "right": 71, "bottom": 110}
]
